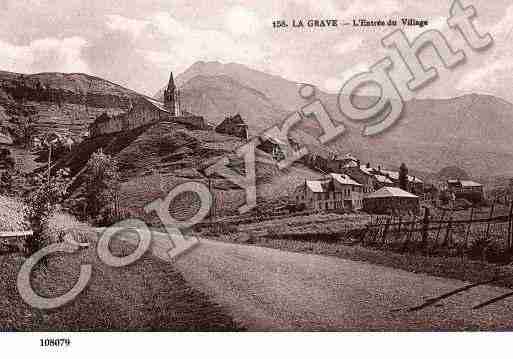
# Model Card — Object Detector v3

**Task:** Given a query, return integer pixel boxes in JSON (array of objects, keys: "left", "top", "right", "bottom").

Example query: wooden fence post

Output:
[
  {"left": 435, "top": 210, "right": 446, "bottom": 245},
  {"left": 402, "top": 216, "right": 415, "bottom": 252},
  {"left": 464, "top": 206, "right": 474, "bottom": 252},
  {"left": 410, "top": 216, "right": 417, "bottom": 244},
  {"left": 371, "top": 218, "right": 382, "bottom": 244},
  {"left": 508, "top": 200, "right": 513, "bottom": 254},
  {"left": 395, "top": 216, "right": 402, "bottom": 241},
  {"left": 484, "top": 201, "right": 495, "bottom": 243},
  {"left": 443, "top": 216, "right": 452, "bottom": 248},
  {"left": 382, "top": 217, "right": 391, "bottom": 246},
  {"left": 361, "top": 223, "right": 369, "bottom": 245},
  {"left": 422, "top": 207, "right": 430, "bottom": 255}
]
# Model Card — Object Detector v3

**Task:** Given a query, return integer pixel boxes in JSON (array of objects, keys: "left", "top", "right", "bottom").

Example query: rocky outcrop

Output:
[{"left": 0, "top": 71, "right": 143, "bottom": 143}]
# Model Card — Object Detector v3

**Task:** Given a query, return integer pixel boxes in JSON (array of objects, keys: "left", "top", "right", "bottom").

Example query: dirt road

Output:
[{"left": 150, "top": 233, "right": 513, "bottom": 330}]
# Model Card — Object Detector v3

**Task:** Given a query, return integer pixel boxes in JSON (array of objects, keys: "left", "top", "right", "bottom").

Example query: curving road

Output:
[{"left": 149, "top": 232, "right": 513, "bottom": 331}]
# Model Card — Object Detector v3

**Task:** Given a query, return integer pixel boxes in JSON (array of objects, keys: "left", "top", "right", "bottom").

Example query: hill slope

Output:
[
  {"left": 0, "top": 71, "right": 143, "bottom": 142},
  {"left": 58, "top": 120, "right": 322, "bottom": 219}
]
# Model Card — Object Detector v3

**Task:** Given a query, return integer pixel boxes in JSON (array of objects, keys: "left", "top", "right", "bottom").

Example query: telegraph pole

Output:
[
  {"left": 47, "top": 142, "right": 52, "bottom": 185},
  {"left": 44, "top": 132, "right": 59, "bottom": 186}
]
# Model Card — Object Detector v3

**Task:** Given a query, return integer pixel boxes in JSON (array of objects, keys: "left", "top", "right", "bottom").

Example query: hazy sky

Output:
[{"left": 0, "top": 0, "right": 512, "bottom": 101}]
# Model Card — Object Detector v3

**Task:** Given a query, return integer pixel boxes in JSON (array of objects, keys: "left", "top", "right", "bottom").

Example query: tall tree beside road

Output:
[
  {"left": 399, "top": 163, "right": 408, "bottom": 191},
  {"left": 26, "top": 168, "right": 70, "bottom": 253},
  {"left": 82, "top": 150, "right": 120, "bottom": 224}
]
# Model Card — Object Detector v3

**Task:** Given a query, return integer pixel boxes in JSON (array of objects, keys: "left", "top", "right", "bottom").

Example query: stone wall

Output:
[{"left": 173, "top": 115, "right": 208, "bottom": 130}]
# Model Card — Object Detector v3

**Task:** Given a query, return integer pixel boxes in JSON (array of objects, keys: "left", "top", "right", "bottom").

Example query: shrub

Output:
[
  {"left": 25, "top": 168, "right": 70, "bottom": 253},
  {"left": 40, "top": 211, "right": 91, "bottom": 246},
  {"left": 0, "top": 195, "right": 29, "bottom": 231}
]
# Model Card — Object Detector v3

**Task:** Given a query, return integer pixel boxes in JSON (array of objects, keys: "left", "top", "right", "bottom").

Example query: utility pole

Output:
[
  {"left": 47, "top": 142, "right": 52, "bottom": 185},
  {"left": 44, "top": 132, "right": 59, "bottom": 186}
]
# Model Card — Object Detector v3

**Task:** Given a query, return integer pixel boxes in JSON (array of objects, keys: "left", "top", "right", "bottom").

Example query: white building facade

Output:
[{"left": 293, "top": 173, "right": 363, "bottom": 212}]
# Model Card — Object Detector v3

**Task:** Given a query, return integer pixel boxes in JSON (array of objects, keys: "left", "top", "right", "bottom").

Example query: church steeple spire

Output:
[
  {"left": 164, "top": 71, "right": 176, "bottom": 115},
  {"left": 167, "top": 72, "right": 175, "bottom": 92}
]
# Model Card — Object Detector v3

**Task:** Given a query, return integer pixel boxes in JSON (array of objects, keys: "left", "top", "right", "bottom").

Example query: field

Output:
[{"left": 0, "top": 233, "right": 240, "bottom": 331}]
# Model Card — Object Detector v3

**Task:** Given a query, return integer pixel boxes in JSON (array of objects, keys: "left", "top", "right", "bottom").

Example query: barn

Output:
[{"left": 363, "top": 187, "right": 420, "bottom": 215}]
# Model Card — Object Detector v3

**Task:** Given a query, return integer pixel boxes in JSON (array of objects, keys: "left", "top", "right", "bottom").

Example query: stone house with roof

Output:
[
  {"left": 447, "top": 179, "right": 484, "bottom": 203},
  {"left": 293, "top": 173, "right": 363, "bottom": 212},
  {"left": 214, "top": 114, "right": 249, "bottom": 141},
  {"left": 342, "top": 164, "right": 378, "bottom": 195},
  {"left": 363, "top": 187, "right": 420, "bottom": 215},
  {"left": 379, "top": 169, "right": 424, "bottom": 195}
]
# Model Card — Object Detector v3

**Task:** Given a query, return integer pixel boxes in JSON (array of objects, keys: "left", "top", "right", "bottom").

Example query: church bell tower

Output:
[{"left": 164, "top": 72, "right": 177, "bottom": 116}]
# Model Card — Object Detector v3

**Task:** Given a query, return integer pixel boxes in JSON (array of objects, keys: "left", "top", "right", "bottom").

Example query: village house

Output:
[
  {"left": 89, "top": 72, "right": 208, "bottom": 137},
  {"left": 214, "top": 114, "right": 249, "bottom": 141},
  {"left": 447, "top": 179, "right": 484, "bottom": 203},
  {"left": 292, "top": 173, "right": 363, "bottom": 212},
  {"left": 324, "top": 153, "right": 359, "bottom": 173},
  {"left": 257, "top": 136, "right": 304, "bottom": 162},
  {"left": 374, "top": 173, "right": 395, "bottom": 189},
  {"left": 258, "top": 137, "right": 287, "bottom": 161},
  {"left": 342, "top": 163, "right": 378, "bottom": 195},
  {"left": 363, "top": 187, "right": 420, "bottom": 215},
  {"left": 379, "top": 169, "right": 424, "bottom": 195},
  {"left": 302, "top": 153, "right": 330, "bottom": 172}
]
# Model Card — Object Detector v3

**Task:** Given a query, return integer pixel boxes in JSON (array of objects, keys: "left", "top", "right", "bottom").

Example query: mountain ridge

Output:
[{"left": 153, "top": 61, "right": 513, "bottom": 179}]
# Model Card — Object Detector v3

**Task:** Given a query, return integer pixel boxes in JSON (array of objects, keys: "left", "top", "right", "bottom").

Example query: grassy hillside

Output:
[
  {"left": 55, "top": 119, "right": 323, "bottom": 222},
  {"left": 0, "top": 237, "right": 239, "bottom": 331}
]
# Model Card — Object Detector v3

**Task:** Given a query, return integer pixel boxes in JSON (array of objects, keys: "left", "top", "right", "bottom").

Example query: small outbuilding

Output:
[
  {"left": 215, "top": 114, "right": 249, "bottom": 141},
  {"left": 363, "top": 186, "right": 419, "bottom": 215},
  {"left": 447, "top": 179, "right": 484, "bottom": 203}
]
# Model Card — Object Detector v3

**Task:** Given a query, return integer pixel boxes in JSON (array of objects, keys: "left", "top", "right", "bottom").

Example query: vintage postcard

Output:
[{"left": 1, "top": 0, "right": 513, "bottom": 355}]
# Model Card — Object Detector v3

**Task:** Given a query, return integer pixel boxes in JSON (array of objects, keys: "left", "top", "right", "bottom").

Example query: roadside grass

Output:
[
  {"left": 0, "top": 233, "right": 241, "bottom": 331},
  {"left": 209, "top": 233, "right": 513, "bottom": 289}
]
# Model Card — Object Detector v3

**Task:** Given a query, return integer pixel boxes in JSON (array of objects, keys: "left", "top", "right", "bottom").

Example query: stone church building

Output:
[{"left": 89, "top": 72, "right": 208, "bottom": 137}]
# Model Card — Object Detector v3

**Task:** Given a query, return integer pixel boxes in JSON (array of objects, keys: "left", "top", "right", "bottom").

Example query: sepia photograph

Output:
[{"left": 1, "top": 0, "right": 513, "bottom": 355}]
